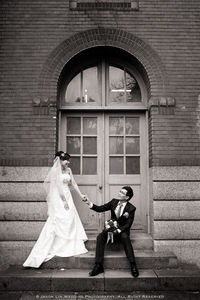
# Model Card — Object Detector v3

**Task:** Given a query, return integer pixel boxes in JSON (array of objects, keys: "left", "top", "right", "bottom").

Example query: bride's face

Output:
[{"left": 61, "top": 159, "right": 70, "bottom": 167}]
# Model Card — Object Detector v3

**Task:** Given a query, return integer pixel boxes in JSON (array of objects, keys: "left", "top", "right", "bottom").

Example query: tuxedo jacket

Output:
[{"left": 91, "top": 198, "right": 136, "bottom": 235}]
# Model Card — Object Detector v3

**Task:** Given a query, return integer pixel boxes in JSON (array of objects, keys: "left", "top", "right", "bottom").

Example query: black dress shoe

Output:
[
  {"left": 89, "top": 264, "right": 104, "bottom": 276},
  {"left": 130, "top": 263, "right": 139, "bottom": 277}
]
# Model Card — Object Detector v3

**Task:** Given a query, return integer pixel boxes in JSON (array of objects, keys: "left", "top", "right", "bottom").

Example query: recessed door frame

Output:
[
  {"left": 59, "top": 109, "right": 149, "bottom": 233},
  {"left": 58, "top": 47, "right": 150, "bottom": 233}
]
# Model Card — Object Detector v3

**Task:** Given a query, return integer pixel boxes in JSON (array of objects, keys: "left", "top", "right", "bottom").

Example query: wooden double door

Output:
[{"left": 60, "top": 111, "right": 148, "bottom": 234}]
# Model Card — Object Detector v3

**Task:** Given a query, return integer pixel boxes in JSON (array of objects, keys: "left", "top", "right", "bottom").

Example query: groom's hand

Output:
[
  {"left": 84, "top": 199, "right": 93, "bottom": 208},
  {"left": 113, "top": 229, "right": 121, "bottom": 235},
  {"left": 81, "top": 195, "right": 88, "bottom": 202}
]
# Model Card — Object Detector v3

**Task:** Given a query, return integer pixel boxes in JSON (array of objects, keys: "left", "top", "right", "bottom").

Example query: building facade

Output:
[{"left": 0, "top": 0, "right": 200, "bottom": 269}]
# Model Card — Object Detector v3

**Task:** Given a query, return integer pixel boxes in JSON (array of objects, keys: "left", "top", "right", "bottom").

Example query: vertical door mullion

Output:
[
  {"left": 104, "top": 114, "right": 110, "bottom": 228},
  {"left": 80, "top": 116, "right": 83, "bottom": 175},
  {"left": 98, "top": 113, "right": 105, "bottom": 230},
  {"left": 60, "top": 112, "right": 66, "bottom": 151},
  {"left": 124, "top": 69, "right": 127, "bottom": 103},
  {"left": 124, "top": 116, "right": 126, "bottom": 174},
  {"left": 81, "top": 71, "right": 83, "bottom": 103},
  {"left": 102, "top": 59, "right": 106, "bottom": 106}
]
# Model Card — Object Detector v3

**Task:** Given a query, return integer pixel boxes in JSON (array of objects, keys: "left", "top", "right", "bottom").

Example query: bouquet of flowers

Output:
[{"left": 104, "top": 219, "right": 118, "bottom": 243}]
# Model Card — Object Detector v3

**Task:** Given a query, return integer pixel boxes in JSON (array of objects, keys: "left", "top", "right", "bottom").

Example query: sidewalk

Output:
[{"left": 0, "top": 291, "right": 200, "bottom": 300}]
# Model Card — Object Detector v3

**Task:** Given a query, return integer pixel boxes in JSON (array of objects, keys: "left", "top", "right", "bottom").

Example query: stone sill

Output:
[{"left": 69, "top": 0, "right": 139, "bottom": 11}]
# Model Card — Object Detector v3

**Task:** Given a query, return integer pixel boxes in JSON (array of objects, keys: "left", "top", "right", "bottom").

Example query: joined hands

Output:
[
  {"left": 81, "top": 195, "right": 91, "bottom": 206},
  {"left": 81, "top": 194, "right": 89, "bottom": 202}
]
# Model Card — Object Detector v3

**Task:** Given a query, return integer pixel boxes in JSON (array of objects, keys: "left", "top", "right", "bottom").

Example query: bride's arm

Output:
[
  {"left": 68, "top": 168, "right": 87, "bottom": 200},
  {"left": 53, "top": 173, "right": 66, "bottom": 201}
]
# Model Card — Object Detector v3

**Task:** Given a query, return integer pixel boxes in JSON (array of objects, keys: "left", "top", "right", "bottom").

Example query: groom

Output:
[{"left": 85, "top": 186, "right": 139, "bottom": 277}]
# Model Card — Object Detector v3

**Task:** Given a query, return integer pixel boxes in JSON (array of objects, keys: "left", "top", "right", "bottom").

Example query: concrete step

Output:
[
  {"left": 0, "top": 226, "right": 153, "bottom": 250},
  {"left": 0, "top": 266, "right": 200, "bottom": 292},
  {"left": 41, "top": 250, "right": 178, "bottom": 270},
  {"left": 86, "top": 233, "right": 153, "bottom": 250},
  {"left": 0, "top": 234, "right": 153, "bottom": 270}
]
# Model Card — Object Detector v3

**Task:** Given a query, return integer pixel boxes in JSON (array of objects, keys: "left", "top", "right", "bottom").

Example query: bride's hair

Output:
[{"left": 55, "top": 151, "right": 71, "bottom": 161}]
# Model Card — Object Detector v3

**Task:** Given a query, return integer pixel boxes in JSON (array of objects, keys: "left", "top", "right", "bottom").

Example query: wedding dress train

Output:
[{"left": 23, "top": 172, "right": 88, "bottom": 268}]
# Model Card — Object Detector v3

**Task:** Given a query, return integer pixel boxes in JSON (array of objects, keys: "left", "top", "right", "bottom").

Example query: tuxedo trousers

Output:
[{"left": 95, "top": 230, "right": 136, "bottom": 265}]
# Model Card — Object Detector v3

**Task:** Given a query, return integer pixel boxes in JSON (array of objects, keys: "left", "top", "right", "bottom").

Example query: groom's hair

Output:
[{"left": 122, "top": 186, "right": 134, "bottom": 200}]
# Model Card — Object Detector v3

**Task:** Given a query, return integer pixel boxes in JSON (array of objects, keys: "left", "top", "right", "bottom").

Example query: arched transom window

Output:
[{"left": 61, "top": 61, "right": 146, "bottom": 108}]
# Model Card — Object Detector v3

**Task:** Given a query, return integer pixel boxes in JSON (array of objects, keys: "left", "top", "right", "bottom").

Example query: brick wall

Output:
[{"left": 0, "top": 0, "right": 200, "bottom": 166}]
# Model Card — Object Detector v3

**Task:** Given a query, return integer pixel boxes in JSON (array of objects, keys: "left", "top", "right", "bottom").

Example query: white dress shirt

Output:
[{"left": 115, "top": 201, "right": 127, "bottom": 217}]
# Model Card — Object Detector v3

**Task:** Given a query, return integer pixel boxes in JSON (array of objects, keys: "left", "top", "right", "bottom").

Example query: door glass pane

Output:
[
  {"left": 64, "top": 67, "right": 99, "bottom": 105},
  {"left": 126, "top": 157, "right": 140, "bottom": 174},
  {"left": 83, "top": 67, "right": 98, "bottom": 103},
  {"left": 65, "top": 73, "right": 81, "bottom": 103},
  {"left": 126, "top": 72, "right": 141, "bottom": 102},
  {"left": 83, "top": 117, "right": 97, "bottom": 135},
  {"left": 109, "top": 117, "right": 123, "bottom": 135},
  {"left": 125, "top": 117, "right": 139, "bottom": 134},
  {"left": 83, "top": 157, "right": 97, "bottom": 174},
  {"left": 83, "top": 137, "right": 97, "bottom": 154},
  {"left": 109, "top": 137, "right": 123, "bottom": 154},
  {"left": 66, "top": 116, "right": 98, "bottom": 175},
  {"left": 67, "top": 117, "right": 81, "bottom": 134},
  {"left": 70, "top": 157, "right": 80, "bottom": 174},
  {"left": 109, "top": 66, "right": 125, "bottom": 103},
  {"left": 67, "top": 137, "right": 81, "bottom": 154},
  {"left": 109, "top": 157, "right": 123, "bottom": 174},
  {"left": 126, "top": 137, "right": 140, "bottom": 154}
]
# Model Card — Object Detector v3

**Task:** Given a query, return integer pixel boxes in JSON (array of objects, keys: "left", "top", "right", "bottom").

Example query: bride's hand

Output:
[
  {"left": 64, "top": 202, "right": 69, "bottom": 210},
  {"left": 60, "top": 195, "right": 66, "bottom": 202},
  {"left": 84, "top": 199, "right": 92, "bottom": 206}
]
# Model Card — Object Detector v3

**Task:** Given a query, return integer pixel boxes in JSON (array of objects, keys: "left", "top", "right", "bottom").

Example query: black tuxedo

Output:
[{"left": 91, "top": 198, "right": 136, "bottom": 265}]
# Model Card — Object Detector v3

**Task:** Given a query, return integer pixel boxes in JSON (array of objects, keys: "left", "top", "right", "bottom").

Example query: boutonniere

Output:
[{"left": 123, "top": 212, "right": 129, "bottom": 218}]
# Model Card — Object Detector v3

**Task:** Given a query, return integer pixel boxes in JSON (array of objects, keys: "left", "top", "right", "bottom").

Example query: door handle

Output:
[{"left": 99, "top": 185, "right": 103, "bottom": 190}]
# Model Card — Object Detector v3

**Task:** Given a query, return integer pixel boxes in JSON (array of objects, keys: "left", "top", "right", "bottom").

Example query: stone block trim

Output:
[
  {"left": 0, "top": 183, "right": 46, "bottom": 201},
  {"left": 0, "top": 158, "right": 51, "bottom": 167},
  {"left": 154, "top": 221, "right": 200, "bottom": 240},
  {"left": 0, "top": 222, "right": 44, "bottom": 241},
  {"left": 153, "top": 181, "right": 200, "bottom": 200},
  {"left": 152, "top": 166, "right": 200, "bottom": 267},
  {"left": 154, "top": 201, "right": 200, "bottom": 220},
  {"left": 152, "top": 166, "right": 200, "bottom": 181},
  {"left": 154, "top": 240, "right": 200, "bottom": 268},
  {"left": 0, "top": 167, "right": 49, "bottom": 182},
  {"left": 0, "top": 202, "right": 47, "bottom": 221}
]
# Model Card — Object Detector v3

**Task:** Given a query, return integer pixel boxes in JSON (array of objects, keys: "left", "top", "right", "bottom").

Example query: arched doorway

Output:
[{"left": 58, "top": 47, "right": 149, "bottom": 235}]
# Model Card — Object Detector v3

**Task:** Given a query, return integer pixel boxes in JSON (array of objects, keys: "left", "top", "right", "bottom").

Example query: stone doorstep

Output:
[
  {"left": 86, "top": 233, "right": 154, "bottom": 251},
  {"left": 0, "top": 266, "right": 200, "bottom": 292},
  {"left": 0, "top": 233, "right": 153, "bottom": 251},
  {"left": 40, "top": 250, "right": 178, "bottom": 270}
]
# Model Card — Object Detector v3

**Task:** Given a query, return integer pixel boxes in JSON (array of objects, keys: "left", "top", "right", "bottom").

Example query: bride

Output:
[{"left": 23, "top": 151, "right": 88, "bottom": 268}]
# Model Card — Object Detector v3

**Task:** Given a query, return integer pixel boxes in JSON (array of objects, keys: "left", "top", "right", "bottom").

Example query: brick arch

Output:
[{"left": 38, "top": 28, "right": 168, "bottom": 102}]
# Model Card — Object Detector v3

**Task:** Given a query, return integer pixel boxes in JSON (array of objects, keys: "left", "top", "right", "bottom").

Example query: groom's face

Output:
[{"left": 117, "top": 188, "right": 129, "bottom": 201}]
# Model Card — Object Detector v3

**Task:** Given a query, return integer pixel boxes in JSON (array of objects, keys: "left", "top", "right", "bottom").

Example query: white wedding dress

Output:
[{"left": 23, "top": 172, "right": 88, "bottom": 268}]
